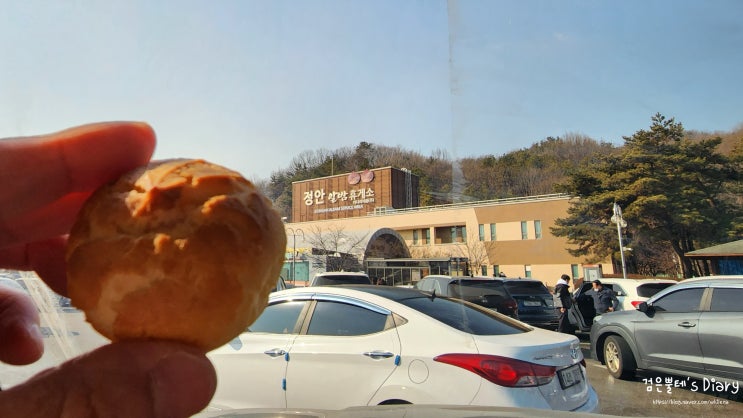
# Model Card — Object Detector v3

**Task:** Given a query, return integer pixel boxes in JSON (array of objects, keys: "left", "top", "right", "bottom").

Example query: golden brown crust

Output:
[{"left": 66, "top": 159, "right": 287, "bottom": 351}]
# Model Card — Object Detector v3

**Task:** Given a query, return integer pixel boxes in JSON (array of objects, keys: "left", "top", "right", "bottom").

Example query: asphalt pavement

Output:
[{"left": 578, "top": 333, "right": 743, "bottom": 418}]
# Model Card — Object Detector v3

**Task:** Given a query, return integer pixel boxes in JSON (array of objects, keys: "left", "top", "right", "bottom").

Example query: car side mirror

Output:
[{"left": 637, "top": 302, "right": 654, "bottom": 315}]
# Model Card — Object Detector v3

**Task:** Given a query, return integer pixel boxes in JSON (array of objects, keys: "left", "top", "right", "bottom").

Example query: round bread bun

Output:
[{"left": 66, "top": 159, "right": 287, "bottom": 351}]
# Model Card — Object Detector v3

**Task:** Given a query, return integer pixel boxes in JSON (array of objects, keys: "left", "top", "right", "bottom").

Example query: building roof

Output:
[{"left": 686, "top": 240, "right": 743, "bottom": 258}]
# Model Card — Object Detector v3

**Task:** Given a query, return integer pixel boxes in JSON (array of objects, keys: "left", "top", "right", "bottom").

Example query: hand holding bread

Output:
[
  {"left": 66, "top": 158, "right": 287, "bottom": 351},
  {"left": 0, "top": 122, "right": 220, "bottom": 417}
]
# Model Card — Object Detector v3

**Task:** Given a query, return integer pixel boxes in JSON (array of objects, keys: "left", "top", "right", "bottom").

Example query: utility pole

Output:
[
  {"left": 286, "top": 227, "right": 305, "bottom": 284},
  {"left": 611, "top": 203, "right": 628, "bottom": 279}
]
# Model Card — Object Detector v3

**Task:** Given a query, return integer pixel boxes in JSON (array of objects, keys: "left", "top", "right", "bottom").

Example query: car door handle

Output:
[
  {"left": 677, "top": 322, "right": 697, "bottom": 328},
  {"left": 264, "top": 348, "right": 287, "bottom": 357},
  {"left": 363, "top": 350, "right": 395, "bottom": 359}
]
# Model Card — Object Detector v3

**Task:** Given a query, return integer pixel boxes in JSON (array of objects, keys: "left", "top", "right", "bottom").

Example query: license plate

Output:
[
  {"left": 523, "top": 300, "right": 542, "bottom": 307},
  {"left": 557, "top": 364, "right": 583, "bottom": 389}
]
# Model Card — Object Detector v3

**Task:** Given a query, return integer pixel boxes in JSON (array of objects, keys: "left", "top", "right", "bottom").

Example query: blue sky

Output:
[{"left": 1, "top": 0, "right": 741, "bottom": 180}]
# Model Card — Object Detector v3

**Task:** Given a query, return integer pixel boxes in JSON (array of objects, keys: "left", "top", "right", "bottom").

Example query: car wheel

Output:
[{"left": 603, "top": 335, "right": 636, "bottom": 379}]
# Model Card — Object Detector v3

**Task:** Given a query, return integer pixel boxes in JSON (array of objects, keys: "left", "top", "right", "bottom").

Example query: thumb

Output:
[
  {"left": 0, "top": 341, "right": 216, "bottom": 418},
  {"left": 0, "top": 283, "right": 44, "bottom": 365}
]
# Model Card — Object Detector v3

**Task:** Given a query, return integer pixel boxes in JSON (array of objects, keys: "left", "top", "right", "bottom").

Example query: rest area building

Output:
[{"left": 281, "top": 167, "right": 614, "bottom": 288}]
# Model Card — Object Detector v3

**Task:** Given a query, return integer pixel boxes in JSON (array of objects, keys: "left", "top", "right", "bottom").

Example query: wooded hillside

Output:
[{"left": 261, "top": 120, "right": 742, "bottom": 220}]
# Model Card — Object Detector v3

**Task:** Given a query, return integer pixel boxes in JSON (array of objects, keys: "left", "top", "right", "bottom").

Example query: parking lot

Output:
[{"left": 578, "top": 334, "right": 743, "bottom": 417}]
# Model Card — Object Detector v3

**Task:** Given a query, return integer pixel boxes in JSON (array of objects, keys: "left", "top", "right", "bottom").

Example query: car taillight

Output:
[
  {"left": 630, "top": 300, "right": 642, "bottom": 308},
  {"left": 434, "top": 354, "right": 556, "bottom": 387}
]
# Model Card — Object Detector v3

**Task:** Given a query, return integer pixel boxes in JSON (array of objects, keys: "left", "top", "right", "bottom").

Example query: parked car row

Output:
[
  {"left": 590, "top": 276, "right": 743, "bottom": 386},
  {"left": 208, "top": 285, "right": 599, "bottom": 412},
  {"left": 415, "top": 275, "right": 519, "bottom": 318},
  {"left": 414, "top": 275, "right": 559, "bottom": 330},
  {"left": 306, "top": 273, "right": 561, "bottom": 330}
]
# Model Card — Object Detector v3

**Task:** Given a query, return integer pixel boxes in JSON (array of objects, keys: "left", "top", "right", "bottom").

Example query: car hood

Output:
[
  {"left": 471, "top": 327, "right": 582, "bottom": 367},
  {"left": 593, "top": 309, "right": 646, "bottom": 324},
  {"left": 196, "top": 404, "right": 622, "bottom": 418}
]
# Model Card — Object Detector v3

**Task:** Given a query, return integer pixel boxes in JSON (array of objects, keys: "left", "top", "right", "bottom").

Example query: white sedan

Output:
[{"left": 207, "top": 285, "right": 599, "bottom": 412}]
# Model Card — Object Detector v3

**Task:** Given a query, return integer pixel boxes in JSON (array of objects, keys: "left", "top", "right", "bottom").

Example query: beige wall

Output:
[{"left": 284, "top": 194, "right": 614, "bottom": 287}]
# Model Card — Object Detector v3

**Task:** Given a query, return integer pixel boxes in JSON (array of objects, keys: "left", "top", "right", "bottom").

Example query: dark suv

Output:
[
  {"left": 415, "top": 275, "right": 518, "bottom": 318},
  {"left": 503, "top": 279, "right": 558, "bottom": 329}
]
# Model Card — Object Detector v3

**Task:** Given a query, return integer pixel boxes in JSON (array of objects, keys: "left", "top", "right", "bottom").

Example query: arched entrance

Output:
[
  {"left": 364, "top": 228, "right": 411, "bottom": 259},
  {"left": 365, "top": 228, "right": 432, "bottom": 286}
]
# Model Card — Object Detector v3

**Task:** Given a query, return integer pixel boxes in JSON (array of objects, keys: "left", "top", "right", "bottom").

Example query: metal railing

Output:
[{"left": 366, "top": 193, "right": 570, "bottom": 216}]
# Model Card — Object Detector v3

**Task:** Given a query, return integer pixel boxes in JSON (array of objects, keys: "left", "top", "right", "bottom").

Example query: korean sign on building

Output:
[{"left": 291, "top": 167, "right": 419, "bottom": 222}]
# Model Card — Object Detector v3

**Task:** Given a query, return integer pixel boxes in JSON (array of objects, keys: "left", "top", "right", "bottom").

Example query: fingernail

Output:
[
  {"left": 150, "top": 350, "right": 217, "bottom": 417},
  {"left": 25, "top": 321, "right": 44, "bottom": 345}
]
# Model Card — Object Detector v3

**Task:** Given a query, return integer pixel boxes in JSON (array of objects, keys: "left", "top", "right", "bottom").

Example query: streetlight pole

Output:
[
  {"left": 611, "top": 203, "right": 628, "bottom": 279},
  {"left": 285, "top": 227, "right": 304, "bottom": 284}
]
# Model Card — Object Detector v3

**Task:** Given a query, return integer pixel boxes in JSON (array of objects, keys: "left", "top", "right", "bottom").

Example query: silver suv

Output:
[{"left": 590, "top": 276, "right": 743, "bottom": 382}]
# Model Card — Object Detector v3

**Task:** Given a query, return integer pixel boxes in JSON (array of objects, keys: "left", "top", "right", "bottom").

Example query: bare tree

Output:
[
  {"left": 304, "top": 224, "right": 369, "bottom": 272},
  {"left": 452, "top": 236, "right": 496, "bottom": 276},
  {"left": 409, "top": 246, "right": 450, "bottom": 259}
]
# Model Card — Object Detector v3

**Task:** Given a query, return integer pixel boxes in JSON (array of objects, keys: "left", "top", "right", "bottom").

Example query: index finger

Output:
[{"left": 0, "top": 122, "right": 156, "bottom": 246}]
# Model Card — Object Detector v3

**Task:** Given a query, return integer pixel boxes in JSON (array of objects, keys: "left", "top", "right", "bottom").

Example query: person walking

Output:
[
  {"left": 555, "top": 274, "right": 574, "bottom": 334},
  {"left": 589, "top": 280, "right": 619, "bottom": 313}
]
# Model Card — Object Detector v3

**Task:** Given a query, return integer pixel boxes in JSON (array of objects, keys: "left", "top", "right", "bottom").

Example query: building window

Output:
[
  {"left": 478, "top": 224, "right": 485, "bottom": 241},
  {"left": 413, "top": 229, "right": 419, "bottom": 245},
  {"left": 534, "top": 220, "right": 542, "bottom": 239},
  {"left": 439, "top": 226, "right": 466, "bottom": 244},
  {"left": 481, "top": 265, "right": 487, "bottom": 276},
  {"left": 451, "top": 226, "right": 466, "bottom": 242},
  {"left": 571, "top": 264, "right": 579, "bottom": 280},
  {"left": 521, "top": 221, "right": 528, "bottom": 240},
  {"left": 490, "top": 223, "right": 496, "bottom": 241},
  {"left": 424, "top": 228, "right": 430, "bottom": 244},
  {"left": 525, "top": 265, "right": 532, "bottom": 278}
]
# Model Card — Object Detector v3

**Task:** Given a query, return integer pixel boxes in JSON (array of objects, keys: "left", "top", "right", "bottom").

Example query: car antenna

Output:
[{"left": 429, "top": 288, "right": 437, "bottom": 301}]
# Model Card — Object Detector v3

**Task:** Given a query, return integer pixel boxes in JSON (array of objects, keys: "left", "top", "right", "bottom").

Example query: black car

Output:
[
  {"left": 503, "top": 279, "right": 559, "bottom": 329},
  {"left": 415, "top": 275, "right": 518, "bottom": 318}
]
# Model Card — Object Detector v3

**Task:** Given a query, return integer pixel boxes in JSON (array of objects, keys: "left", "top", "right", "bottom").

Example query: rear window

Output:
[
  {"left": 399, "top": 296, "right": 529, "bottom": 335},
  {"left": 710, "top": 288, "right": 743, "bottom": 312},
  {"left": 637, "top": 283, "right": 675, "bottom": 298},
  {"left": 504, "top": 281, "right": 550, "bottom": 295},
  {"left": 448, "top": 280, "right": 508, "bottom": 298},
  {"left": 313, "top": 275, "right": 372, "bottom": 285}
]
